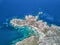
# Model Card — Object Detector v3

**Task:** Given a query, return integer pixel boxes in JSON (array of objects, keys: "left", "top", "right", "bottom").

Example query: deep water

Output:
[{"left": 0, "top": 0, "right": 60, "bottom": 45}]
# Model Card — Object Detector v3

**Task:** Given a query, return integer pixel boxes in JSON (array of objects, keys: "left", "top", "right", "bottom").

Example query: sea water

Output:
[{"left": 9, "top": 26, "right": 39, "bottom": 45}]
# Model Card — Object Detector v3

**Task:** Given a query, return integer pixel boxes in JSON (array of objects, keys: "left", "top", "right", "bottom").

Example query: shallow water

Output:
[{"left": 9, "top": 26, "right": 39, "bottom": 45}]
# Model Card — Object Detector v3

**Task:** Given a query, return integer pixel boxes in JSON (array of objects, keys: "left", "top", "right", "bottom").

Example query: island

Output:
[{"left": 10, "top": 15, "right": 60, "bottom": 45}]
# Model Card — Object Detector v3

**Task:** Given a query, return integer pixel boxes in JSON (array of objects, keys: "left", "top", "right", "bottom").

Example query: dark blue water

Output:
[{"left": 0, "top": 0, "right": 60, "bottom": 45}]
